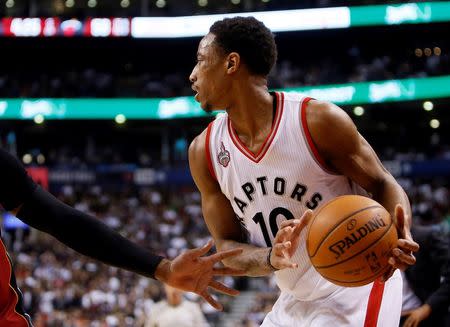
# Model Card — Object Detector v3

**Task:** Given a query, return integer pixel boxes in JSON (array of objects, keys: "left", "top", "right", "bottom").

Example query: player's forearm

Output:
[
  {"left": 17, "top": 186, "right": 164, "bottom": 279},
  {"left": 217, "top": 239, "right": 273, "bottom": 276},
  {"left": 372, "top": 175, "right": 412, "bottom": 228}
]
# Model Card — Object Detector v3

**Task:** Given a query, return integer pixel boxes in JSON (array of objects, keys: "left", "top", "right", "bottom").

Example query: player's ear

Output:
[{"left": 226, "top": 52, "right": 240, "bottom": 74}]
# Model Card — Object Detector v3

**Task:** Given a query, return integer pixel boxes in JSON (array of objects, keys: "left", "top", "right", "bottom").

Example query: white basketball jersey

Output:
[{"left": 206, "top": 92, "right": 364, "bottom": 301}]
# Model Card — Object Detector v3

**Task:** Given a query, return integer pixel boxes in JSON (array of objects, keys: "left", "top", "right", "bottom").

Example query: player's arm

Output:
[
  {"left": 0, "top": 148, "right": 241, "bottom": 310},
  {"left": 189, "top": 130, "right": 303, "bottom": 276},
  {"left": 305, "top": 100, "right": 419, "bottom": 275}
]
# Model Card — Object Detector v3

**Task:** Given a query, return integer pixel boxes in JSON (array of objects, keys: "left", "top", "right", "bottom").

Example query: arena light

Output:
[
  {"left": 1, "top": 2, "right": 449, "bottom": 38},
  {"left": 22, "top": 154, "right": 32, "bottom": 164},
  {"left": 353, "top": 106, "right": 365, "bottom": 116},
  {"left": 429, "top": 119, "right": 440, "bottom": 129},
  {"left": 34, "top": 114, "right": 45, "bottom": 124},
  {"left": 1, "top": 75, "right": 450, "bottom": 119},
  {"left": 132, "top": 7, "right": 350, "bottom": 37},
  {"left": 37, "top": 154, "right": 46, "bottom": 164},
  {"left": 5, "top": 0, "right": 14, "bottom": 8},
  {"left": 423, "top": 101, "right": 433, "bottom": 111},
  {"left": 115, "top": 114, "right": 127, "bottom": 124},
  {"left": 156, "top": 0, "right": 166, "bottom": 8}
]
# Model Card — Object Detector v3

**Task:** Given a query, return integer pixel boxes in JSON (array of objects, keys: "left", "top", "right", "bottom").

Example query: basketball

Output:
[{"left": 306, "top": 195, "right": 398, "bottom": 287}]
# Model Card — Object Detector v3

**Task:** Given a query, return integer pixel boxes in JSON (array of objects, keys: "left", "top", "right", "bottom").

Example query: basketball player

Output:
[
  {"left": 0, "top": 148, "right": 243, "bottom": 326},
  {"left": 188, "top": 17, "right": 420, "bottom": 326}
]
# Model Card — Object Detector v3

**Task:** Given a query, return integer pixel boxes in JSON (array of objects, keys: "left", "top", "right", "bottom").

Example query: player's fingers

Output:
[
  {"left": 212, "top": 267, "right": 246, "bottom": 276},
  {"left": 403, "top": 316, "right": 411, "bottom": 327},
  {"left": 293, "top": 210, "right": 313, "bottom": 237},
  {"left": 274, "top": 257, "right": 298, "bottom": 269},
  {"left": 381, "top": 266, "right": 395, "bottom": 282},
  {"left": 208, "top": 280, "right": 240, "bottom": 296},
  {"left": 206, "top": 248, "right": 243, "bottom": 263},
  {"left": 394, "top": 204, "right": 409, "bottom": 237},
  {"left": 189, "top": 239, "right": 214, "bottom": 257},
  {"left": 274, "top": 226, "right": 292, "bottom": 243},
  {"left": 201, "top": 291, "right": 222, "bottom": 311},
  {"left": 401, "top": 310, "right": 412, "bottom": 317},
  {"left": 392, "top": 248, "right": 416, "bottom": 265},
  {"left": 280, "top": 219, "right": 300, "bottom": 229},
  {"left": 273, "top": 241, "right": 291, "bottom": 256},
  {"left": 397, "top": 239, "right": 420, "bottom": 253}
]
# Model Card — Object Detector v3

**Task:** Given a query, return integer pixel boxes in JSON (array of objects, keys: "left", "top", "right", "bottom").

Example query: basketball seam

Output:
[
  {"left": 308, "top": 204, "right": 384, "bottom": 258},
  {"left": 313, "top": 218, "right": 394, "bottom": 269},
  {"left": 306, "top": 195, "right": 359, "bottom": 252}
]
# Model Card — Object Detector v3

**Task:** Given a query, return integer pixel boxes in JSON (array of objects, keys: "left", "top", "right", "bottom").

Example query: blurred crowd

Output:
[
  {"left": 3, "top": 185, "right": 234, "bottom": 326},
  {"left": 1, "top": 48, "right": 448, "bottom": 98},
  {"left": 1, "top": 174, "right": 448, "bottom": 326}
]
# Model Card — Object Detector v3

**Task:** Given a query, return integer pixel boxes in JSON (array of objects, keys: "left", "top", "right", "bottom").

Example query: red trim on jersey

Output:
[
  {"left": 300, "top": 97, "right": 333, "bottom": 171},
  {"left": 0, "top": 240, "right": 30, "bottom": 327},
  {"left": 205, "top": 122, "right": 217, "bottom": 181},
  {"left": 363, "top": 280, "right": 385, "bottom": 327},
  {"left": 227, "top": 92, "right": 284, "bottom": 163}
]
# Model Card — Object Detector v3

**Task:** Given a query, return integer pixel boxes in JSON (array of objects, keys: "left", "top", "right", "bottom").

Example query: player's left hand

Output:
[
  {"left": 401, "top": 304, "right": 431, "bottom": 327},
  {"left": 382, "top": 204, "right": 419, "bottom": 281},
  {"left": 270, "top": 210, "right": 313, "bottom": 270},
  {"left": 155, "top": 240, "right": 245, "bottom": 311}
]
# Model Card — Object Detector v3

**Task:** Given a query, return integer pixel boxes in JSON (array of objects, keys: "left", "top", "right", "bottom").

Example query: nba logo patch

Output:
[{"left": 217, "top": 142, "right": 230, "bottom": 167}]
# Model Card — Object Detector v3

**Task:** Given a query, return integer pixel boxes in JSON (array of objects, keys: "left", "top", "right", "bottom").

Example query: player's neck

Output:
[{"left": 226, "top": 78, "right": 274, "bottom": 141}]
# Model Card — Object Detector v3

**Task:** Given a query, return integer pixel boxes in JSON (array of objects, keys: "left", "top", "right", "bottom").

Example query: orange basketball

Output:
[{"left": 306, "top": 195, "right": 398, "bottom": 287}]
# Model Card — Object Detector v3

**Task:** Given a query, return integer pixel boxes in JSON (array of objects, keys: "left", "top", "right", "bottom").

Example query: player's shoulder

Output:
[
  {"left": 189, "top": 129, "right": 208, "bottom": 160},
  {"left": 306, "top": 99, "right": 354, "bottom": 132}
]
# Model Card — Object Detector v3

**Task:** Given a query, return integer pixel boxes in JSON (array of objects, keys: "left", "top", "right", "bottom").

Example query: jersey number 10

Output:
[{"left": 252, "top": 207, "right": 294, "bottom": 247}]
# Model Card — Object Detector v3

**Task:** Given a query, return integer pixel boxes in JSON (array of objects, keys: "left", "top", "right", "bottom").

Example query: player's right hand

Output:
[
  {"left": 155, "top": 239, "right": 245, "bottom": 311},
  {"left": 270, "top": 210, "right": 313, "bottom": 270}
]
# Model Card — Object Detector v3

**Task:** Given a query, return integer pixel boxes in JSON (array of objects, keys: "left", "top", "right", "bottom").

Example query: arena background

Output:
[{"left": 0, "top": 0, "right": 449, "bottom": 326}]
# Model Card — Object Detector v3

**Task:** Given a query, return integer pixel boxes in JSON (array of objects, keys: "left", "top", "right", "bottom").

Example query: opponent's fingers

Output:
[
  {"left": 208, "top": 279, "right": 240, "bottom": 296},
  {"left": 188, "top": 239, "right": 214, "bottom": 257},
  {"left": 397, "top": 239, "right": 420, "bottom": 253},
  {"left": 392, "top": 248, "right": 416, "bottom": 265},
  {"left": 206, "top": 248, "right": 243, "bottom": 263},
  {"left": 212, "top": 267, "right": 246, "bottom": 276},
  {"left": 201, "top": 291, "right": 222, "bottom": 311}
]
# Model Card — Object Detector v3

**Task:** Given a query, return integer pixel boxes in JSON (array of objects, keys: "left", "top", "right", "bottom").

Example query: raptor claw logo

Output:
[{"left": 218, "top": 142, "right": 230, "bottom": 167}]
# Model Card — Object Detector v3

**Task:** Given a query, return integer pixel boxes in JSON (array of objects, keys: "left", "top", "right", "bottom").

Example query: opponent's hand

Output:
[
  {"left": 401, "top": 304, "right": 431, "bottom": 327},
  {"left": 270, "top": 210, "right": 313, "bottom": 270},
  {"left": 382, "top": 204, "right": 419, "bottom": 281},
  {"left": 155, "top": 240, "right": 244, "bottom": 311}
]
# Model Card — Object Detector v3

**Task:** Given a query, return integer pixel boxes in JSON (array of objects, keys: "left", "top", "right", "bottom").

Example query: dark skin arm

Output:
[
  {"left": 189, "top": 130, "right": 309, "bottom": 276},
  {"left": 306, "top": 100, "right": 419, "bottom": 278},
  {"left": 10, "top": 207, "right": 242, "bottom": 311}
]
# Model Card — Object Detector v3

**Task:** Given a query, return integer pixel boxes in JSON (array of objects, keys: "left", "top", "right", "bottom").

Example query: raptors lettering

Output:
[{"left": 232, "top": 176, "right": 323, "bottom": 214}]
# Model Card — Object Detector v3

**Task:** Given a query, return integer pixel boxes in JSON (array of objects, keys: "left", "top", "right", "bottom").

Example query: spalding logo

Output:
[{"left": 329, "top": 215, "right": 387, "bottom": 260}]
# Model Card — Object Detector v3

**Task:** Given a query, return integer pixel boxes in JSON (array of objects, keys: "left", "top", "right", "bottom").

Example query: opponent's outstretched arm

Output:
[{"left": 0, "top": 148, "right": 241, "bottom": 310}]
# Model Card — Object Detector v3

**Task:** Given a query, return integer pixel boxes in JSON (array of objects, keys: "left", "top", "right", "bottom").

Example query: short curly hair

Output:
[{"left": 209, "top": 16, "right": 277, "bottom": 77}]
